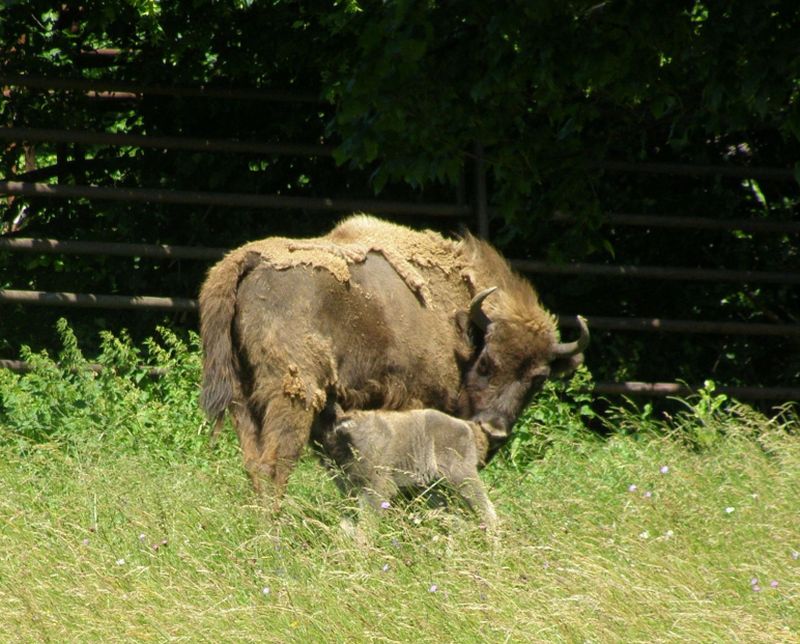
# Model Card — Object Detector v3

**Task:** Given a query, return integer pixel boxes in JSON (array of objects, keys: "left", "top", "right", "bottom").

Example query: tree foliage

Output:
[
  {"left": 1, "top": 1, "right": 798, "bottom": 391},
  {"left": 322, "top": 0, "right": 799, "bottom": 233}
]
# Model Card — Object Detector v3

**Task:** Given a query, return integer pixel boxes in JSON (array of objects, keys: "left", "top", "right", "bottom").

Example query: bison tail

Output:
[{"left": 198, "top": 248, "right": 253, "bottom": 421}]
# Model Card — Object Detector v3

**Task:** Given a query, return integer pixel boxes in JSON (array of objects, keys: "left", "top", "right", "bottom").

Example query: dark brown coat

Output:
[{"left": 199, "top": 215, "right": 588, "bottom": 501}]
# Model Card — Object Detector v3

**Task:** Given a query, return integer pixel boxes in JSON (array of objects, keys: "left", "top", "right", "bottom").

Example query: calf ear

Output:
[{"left": 480, "top": 422, "right": 508, "bottom": 441}]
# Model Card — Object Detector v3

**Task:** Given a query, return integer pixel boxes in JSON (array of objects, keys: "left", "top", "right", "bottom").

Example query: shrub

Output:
[{"left": 0, "top": 319, "right": 217, "bottom": 461}]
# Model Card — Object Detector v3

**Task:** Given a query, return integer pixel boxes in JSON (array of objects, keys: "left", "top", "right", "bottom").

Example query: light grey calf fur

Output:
[{"left": 321, "top": 405, "right": 498, "bottom": 529}]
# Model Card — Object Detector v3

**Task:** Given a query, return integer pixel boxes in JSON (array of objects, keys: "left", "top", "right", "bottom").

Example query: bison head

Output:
[{"left": 459, "top": 287, "right": 589, "bottom": 437}]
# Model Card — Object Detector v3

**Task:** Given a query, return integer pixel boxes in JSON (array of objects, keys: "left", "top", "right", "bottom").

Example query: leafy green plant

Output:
[
  {"left": 673, "top": 379, "right": 731, "bottom": 449},
  {"left": 496, "top": 365, "right": 597, "bottom": 470},
  {"left": 0, "top": 319, "right": 214, "bottom": 461}
]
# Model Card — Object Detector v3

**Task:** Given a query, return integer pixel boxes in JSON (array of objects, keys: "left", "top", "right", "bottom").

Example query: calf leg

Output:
[{"left": 451, "top": 471, "right": 498, "bottom": 531}]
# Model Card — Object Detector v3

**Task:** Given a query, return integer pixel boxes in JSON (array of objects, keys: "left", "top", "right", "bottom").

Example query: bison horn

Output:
[
  {"left": 554, "top": 315, "right": 590, "bottom": 358},
  {"left": 469, "top": 287, "right": 498, "bottom": 331}
]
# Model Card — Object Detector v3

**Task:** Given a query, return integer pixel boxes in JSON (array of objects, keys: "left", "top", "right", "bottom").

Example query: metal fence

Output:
[{"left": 2, "top": 74, "right": 798, "bottom": 401}]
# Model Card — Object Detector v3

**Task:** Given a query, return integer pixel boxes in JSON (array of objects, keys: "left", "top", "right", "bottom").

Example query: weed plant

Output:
[{"left": 0, "top": 322, "right": 798, "bottom": 642}]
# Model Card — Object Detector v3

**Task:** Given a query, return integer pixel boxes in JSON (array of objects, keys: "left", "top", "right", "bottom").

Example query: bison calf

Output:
[{"left": 318, "top": 404, "right": 500, "bottom": 530}]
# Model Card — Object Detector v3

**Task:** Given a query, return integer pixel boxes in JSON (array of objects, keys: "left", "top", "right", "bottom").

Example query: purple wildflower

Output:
[
  {"left": 643, "top": 491, "right": 653, "bottom": 499},
  {"left": 770, "top": 580, "right": 779, "bottom": 589},
  {"left": 380, "top": 501, "right": 391, "bottom": 510},
  {"left": 429, "top": 584, "right": 438, "bottom": 593},
  {"left": 660, "top": 465, "right": 669, "bottom": 475},
  {"left": 752, "top": 585, "right": 761, "bottom": 593},
  {"left": 628, "top": 484, "right": 638, "bottom": 493},
  {"left": 750, "top": 577, "right": 759, "bottom": 586}
]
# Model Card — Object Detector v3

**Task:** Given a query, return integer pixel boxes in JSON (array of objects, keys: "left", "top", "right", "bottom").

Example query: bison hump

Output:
[{"left": 239, "top": 217, "right": 465, "bottom": 307}]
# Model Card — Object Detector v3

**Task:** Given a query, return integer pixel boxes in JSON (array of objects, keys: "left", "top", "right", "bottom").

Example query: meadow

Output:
[{"left": 1, "top": 323, "right": 798, "bottom": 642}]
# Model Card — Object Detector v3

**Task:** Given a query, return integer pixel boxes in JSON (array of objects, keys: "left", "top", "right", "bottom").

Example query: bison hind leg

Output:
[
  {"left": 256, "top": 396, "right": 316, "bottom": 510},
  {"left": 228, "top": 399, "right": 268, "bottom": 495}
]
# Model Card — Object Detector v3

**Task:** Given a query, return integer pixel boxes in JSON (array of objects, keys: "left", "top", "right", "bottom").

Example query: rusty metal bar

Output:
[
  {"left": 597, "top": 160, "right": 796, "bottom": 181},
  {"left": 552, "top": 211, "right": 800, "bottom": 235},
  {"left": 0, "top": 237, "right": 226, "bottom": 260},
  {"left": 558, "top": 315, "right": 800, "bottom": 337},
  {"left": 0, "top": 75, "right": 321, "bottom": 103},
  {"left": 0, "top": 359, "right": 166, "bottom": 377},
  {"left": 2, "top": 235, "right": 797, "bottom": 286},
  {"left": 0, "top": 181, "right": 471, "bottom": 218},
  {"left": 593, "top": 381, "right": 800, "bottom": 400},
  {"left": 0, "top": 127, "right": 334, "bottom": 157},
  {"left": 0, "top": 289, "right": 197, "bottom": 311},
  {"left": 514, "top": 259, "right": 800, "bottom": 285},
  {"left": 2, "top": 286, "right": 798, "bottom": 340}
]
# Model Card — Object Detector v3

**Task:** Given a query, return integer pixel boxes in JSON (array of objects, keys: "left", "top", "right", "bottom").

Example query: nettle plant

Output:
[
  {"left": 497, "top": 365, "right": 597, "bottom": 470},
  {"left": 0, "top": 319, "right": 210, "bottom": 458}
]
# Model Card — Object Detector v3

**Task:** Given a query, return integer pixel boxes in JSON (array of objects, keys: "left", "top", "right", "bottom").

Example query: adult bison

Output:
[{"left": 199, "top": 215, "right": 588, "bottom": 501}]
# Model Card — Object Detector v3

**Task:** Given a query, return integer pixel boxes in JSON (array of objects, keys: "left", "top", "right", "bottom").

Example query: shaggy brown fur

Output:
[{"left": 199, "top": 215, "right": 587, "bottom": 503}]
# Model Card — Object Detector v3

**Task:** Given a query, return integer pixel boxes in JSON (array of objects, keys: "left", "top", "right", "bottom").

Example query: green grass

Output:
[{"left": 1, "top": 324, "right": 798, "bottom": 642}]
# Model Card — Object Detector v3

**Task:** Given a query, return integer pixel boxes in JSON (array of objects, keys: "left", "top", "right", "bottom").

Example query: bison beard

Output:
[{"left": 198, "top": 215, "right": 588, "bottom": 506}]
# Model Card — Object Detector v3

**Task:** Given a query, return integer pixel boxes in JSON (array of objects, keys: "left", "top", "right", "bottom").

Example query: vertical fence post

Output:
[{"left": 473, "top": 142, "right": 489, "bottom": 239}]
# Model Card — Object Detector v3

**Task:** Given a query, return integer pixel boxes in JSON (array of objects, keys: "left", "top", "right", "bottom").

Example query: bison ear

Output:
[
  {"left": 455, "top": 287, "right": 498, "bottom": 347},
  {"left": 454, "top": 309, "right": 486, "bottom": 350},
  {"left": 550, "top": 353, "right": 584, "bottom": 378},
  {"left": 455, "top": 310, "right": 470, "bottom": 338}
]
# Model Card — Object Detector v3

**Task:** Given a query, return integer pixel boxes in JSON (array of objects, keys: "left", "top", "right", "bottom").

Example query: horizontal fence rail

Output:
[
  {"left": 558, "top": 315, "right": 800, "bottom": 337},
  {"left": 0, "top": 127, "right": 334, "bottom": 158},
  {"left": 553, "top": 212, "right": 800, "bottom": 235},
  {"left": 592, "top": 382, "right": 800, "bottom": 400},
  {"left": 0, "top": 359, "right": 167, "bottom": 377},
  {"left": 2, "top": 288, "right": 796, "bottom": 338},
  {"left": 0, "top": 181, "right": 471, "bottom": 218},
  {"left": 513, "top": 260, "right": 800, "bottom": 285},
  {"left": 595, "top": 160, "right": 798, "bottom": 182},
  {"left": 2, "top": 237, "right": 797, "bottom": 285},
  {"left": 0, "top": 289, "right": 197, "bottom": 311},
  {"left": 0, "top": 75, "right": 321, "bottom": 103},
  {"left": 0, "top": 237, "right": 226, "bottom": 260}
]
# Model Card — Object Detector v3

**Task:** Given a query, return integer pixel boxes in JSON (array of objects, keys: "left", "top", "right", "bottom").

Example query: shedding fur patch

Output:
[{"left": 235, "top": 215, "right": 465, "bottom": 307}]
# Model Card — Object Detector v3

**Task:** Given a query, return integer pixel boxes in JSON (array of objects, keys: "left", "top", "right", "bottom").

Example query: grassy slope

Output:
[
  {"left": 0, "top": 328, "right": 797, "bottom": 642},
  {"left": 2, "top": 424, "right": 798, "bottom": 643}
]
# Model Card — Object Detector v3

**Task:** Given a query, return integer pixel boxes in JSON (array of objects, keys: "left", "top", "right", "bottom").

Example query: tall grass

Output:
[{"left": 1, "top": 322, "right": 798, "bottom": 642}]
